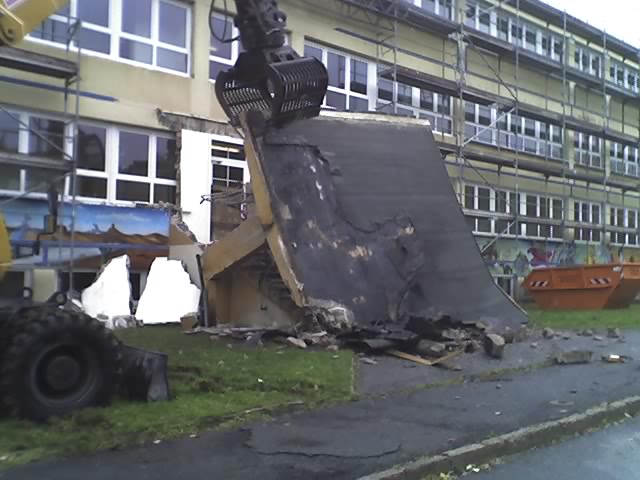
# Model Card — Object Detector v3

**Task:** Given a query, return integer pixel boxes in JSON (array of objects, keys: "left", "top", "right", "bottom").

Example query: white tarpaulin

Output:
[
  {"left": 81, "top": 255, "right": 132, "bottom": 320},
  {"left": 135, "top": 257, "right": 200, "bottom": 324}
]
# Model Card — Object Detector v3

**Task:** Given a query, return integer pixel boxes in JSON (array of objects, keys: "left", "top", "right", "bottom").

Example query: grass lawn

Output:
[
  {"left": 0, "top": 326, "right": 354, "bottom": 468},
  {"left": 527, "top": 303, "right": 640, "bottom": 330}
]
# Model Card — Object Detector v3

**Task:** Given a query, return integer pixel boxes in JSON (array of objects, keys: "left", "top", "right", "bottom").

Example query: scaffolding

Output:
[
  {"left": 0, "top": 12, "right": 82, "bottom": 291},
  {"left": 293, "top": 0, "right": 640, "bottom": 278}
]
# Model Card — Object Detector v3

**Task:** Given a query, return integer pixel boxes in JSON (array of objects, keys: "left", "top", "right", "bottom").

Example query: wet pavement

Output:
[
  {"left": 2, "top": 330, "right": 640, "bottom": 480},
  {"left": 474, "top": 415, "right": 640, "bottom": 480}
]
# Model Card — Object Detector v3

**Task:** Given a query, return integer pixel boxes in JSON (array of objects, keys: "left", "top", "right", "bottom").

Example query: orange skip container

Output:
[{"left": 524, "top": 263, "right": 640, "bottom": 310}]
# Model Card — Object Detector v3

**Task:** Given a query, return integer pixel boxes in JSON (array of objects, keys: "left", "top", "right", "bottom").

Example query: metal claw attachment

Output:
[{"left": 215, "top": 50, "right": 328, "bottom": 128}]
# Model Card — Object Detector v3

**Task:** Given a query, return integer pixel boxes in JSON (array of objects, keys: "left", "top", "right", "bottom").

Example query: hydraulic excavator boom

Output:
[
  {"left": 213, "top": 0, "right": 329, "bottom": 128},
  {"left": 0, "top": 0, "right": 68, "bottom": 46}
]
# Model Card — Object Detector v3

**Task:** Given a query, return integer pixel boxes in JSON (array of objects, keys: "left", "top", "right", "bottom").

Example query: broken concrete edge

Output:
[{"left": 357, "top": 395, "right": 640, "bottom": 480}]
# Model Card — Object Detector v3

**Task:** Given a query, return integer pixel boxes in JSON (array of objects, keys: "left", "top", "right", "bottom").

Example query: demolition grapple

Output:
[{"left": 213, "top": 0, "right": 329, "bottom": 128}]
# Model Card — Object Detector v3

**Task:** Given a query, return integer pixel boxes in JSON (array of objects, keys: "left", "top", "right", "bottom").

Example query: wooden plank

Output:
[
  {"left": 387, "top": 348, "right": 464, "bottom": 366},
  {"left": 201, "top": 216, "right": 266, "bottom": 280},
  {"left": 387, "top": 350, "right": 434, "bottom": 365}
]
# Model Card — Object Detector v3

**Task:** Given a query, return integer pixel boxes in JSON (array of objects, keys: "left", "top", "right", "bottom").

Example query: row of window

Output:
[
  {"left": 466, "top": 2, "right": 564, "bottom": 62},
  {"left": 464, "top": 2, "right": 639, "bottom": 94},
  {"left": 404, "top": 0, "right": 454, "bottom": 19},
  {"left": 34, "top": 0, "right": 190, "bottom": 74},
  {"left": 0, "top": 110, "right": 177, "bottom": 204},
  {"left": 463, "top": 184, "right": 640, "bottom": 245},
  {"left": 465, "top": 103, "right": 563, "bottom": 159},
  {"left": 33, "top": 0, "right": 640, "bottom": 100},
  {"left": 302, "top": 43, "right": 455, "bottom": 134}
]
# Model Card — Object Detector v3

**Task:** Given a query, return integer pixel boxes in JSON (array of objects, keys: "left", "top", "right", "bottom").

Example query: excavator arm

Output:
[
  {"left": 0, "top": 0, "right": 69, "bottom": 46},
  {"left": 214, "top": 0, "right": 328, "bottom": 128}
]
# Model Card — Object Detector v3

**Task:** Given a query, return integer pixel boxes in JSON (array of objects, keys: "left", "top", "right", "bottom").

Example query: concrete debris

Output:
[
  {"left": 602, "top": 354, "right": 629, "bottom": 364},
  {"left": 514, "top": 326, "right": 534, "bottom": 342},
  {"left": 416, "top": 340, "right": 446, "bottom": 358},
  {"left": 81, "top": 255, "right": 132, "bottom": 323},
  {"left": 360, "top": 357, "right": 378, "bottom": 365},
  {"left": 553, "top": 350, "right": 593, "bottom": 365},
  {"left": 136, "top": 258, "right": 201, "bottom": 325},
  {"left": 111, "top": 315, "right": 142, "bottom": 330},
  {"left": 607, "top": 328, "right": 623, "bottom": 339},
  {"left": 483, "top": 334, "right": 505, "bottom": 359},
  {"left": 180, "top": 313, "right": 199, "bottom": 332},
  {"left": 441, "top": 328, "right": 468, "bottom": 342},
  {"left": 542, "top": 327, "right": 555, "bottom": 339},
  {"left": 593, "top": 335, "right": 604, "bottom": 342},
  {"left": 326, "top": 345, "right": 339, "bottom": 352},
  {"left": 549, "top": 400, "right": 574, "bottom": 407},
  {"left": 579, "top": 329, "right": 595, "bottom": 337},
  {"left": 502, "top": 327, "right": 515, "bottom": 344},
  {"left": 530, "top": 342, "right": 539, "bottom": 349},
  {"left": 286, "top": 337, "right": 307, "bottom": 349},
  {"left": 562, "top": 333, "right": 571, "bottom": 340}
]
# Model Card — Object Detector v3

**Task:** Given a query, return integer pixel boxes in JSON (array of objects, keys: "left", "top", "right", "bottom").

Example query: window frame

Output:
[
  {"left": 377, "top": 71, "right": 454, "bottom": 134},
  {"left": 209, "top": 12, "right": 242, "bottom": 81},
  {"left": 573, "top": 200, "right": 602, "bottom": 242},
  {"left": 0, "top": 109, "right": 69, "bottom": 199},
  {"left": 27, "top": 0, "right": 192, "bottom": 76},
  {"left": 610, "top": 206, "right": 639, "bottom": 246},
  {"left": 306, "top": 42, "right": 376, "bottom": 113}
]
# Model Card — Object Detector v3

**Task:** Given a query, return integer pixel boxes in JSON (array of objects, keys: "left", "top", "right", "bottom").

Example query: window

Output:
[
  {"left": 465, "top": 103, "right": 495, "bottom": 145},
  {"left": 521, "top": 193, "right": 563, "bottom": 239},
  {"left": 574, "top": 47, "right": 601, "bottom": 78},
  {"left": 209, "top": 13, "right": 241, "bottom": 80},
  {"left": 463, "top": 184, "right": 521, "bottom": 237},
  {"left": 410, "top": 0, "right": 453, "bottom": 19},
  {"left": 574, "top": 133, "right": 602, "bottom": 168},
  {"left": 115, "top": 131, "right": 177, "bottom": 204},
  {"left": 524, "top": 28, "right": 536, "bottom": 51},
  {"left": 210, "top": 138, "right": 249, "bottom": 235},
  {"left": 610, "top": 142, "right": 639, "bottom": 177},
  {"left": 610, "top": 207, "right": 639, "bottom": 246},
  {"left": 377, "top": 71, "right": 453, "bottom": 134},
  {"left": 473, "top": 108, "right": 563, "bottom": 159},
  {"left": 31, "top": 0, "right": 191, "bottom": 74},
  {"left": 0, "top": 110, "right": 68, "bottom": 195},
  {"left": 306, "top": 43, "right": 371, "bottom": 113},
  {"left": 73, "top": 124, "right": 108, "bottom": 199},
  {"left": 609, "top": 62, "right": 639, "bottom": 93},
  {"left": 573, "top": 201, "right": 601, "bottom": 242}
]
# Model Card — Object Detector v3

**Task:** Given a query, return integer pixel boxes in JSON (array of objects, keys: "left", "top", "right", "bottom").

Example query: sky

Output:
[{"left": 542, "top": 0, "right": 640, "bottom": 48}]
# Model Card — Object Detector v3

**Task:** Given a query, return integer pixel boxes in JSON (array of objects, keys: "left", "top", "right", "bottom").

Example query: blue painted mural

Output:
[{"left": 2, "top": 198, "right": 170, "bottom": 267}]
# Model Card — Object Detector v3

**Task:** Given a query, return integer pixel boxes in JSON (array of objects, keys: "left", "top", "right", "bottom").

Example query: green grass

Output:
[
  {"left": 0, "top": 327, "right": 354, "bottom": 468},
  {"left": 527, "top": 303, "right": 640, "bottom": 330}
]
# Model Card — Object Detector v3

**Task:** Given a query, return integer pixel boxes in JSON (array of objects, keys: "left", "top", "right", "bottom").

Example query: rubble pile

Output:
[{"left": 193, "top": 307, "right": 523, "bottom": 364}]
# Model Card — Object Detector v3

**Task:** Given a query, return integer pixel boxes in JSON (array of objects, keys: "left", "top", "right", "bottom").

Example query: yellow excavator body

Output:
[{"left": 0, "top": 214, "right": 10, "bottom": 281}]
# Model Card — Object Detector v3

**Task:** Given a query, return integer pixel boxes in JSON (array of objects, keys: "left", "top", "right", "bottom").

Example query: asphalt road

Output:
[{"left": 474, "top": 416, "right": 640, "bottom": 480}]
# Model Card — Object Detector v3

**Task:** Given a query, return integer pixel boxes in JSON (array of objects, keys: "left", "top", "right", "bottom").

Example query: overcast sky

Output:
[{"left": 542, "top": 0, "right": 640, "bottom": 47}]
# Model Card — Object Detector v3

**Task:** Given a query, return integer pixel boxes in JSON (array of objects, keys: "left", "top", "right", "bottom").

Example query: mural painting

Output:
[
  {"left": 479, "top": 237, "right": 639, "bottom": 278},
  {"left": 2, "top": 198, "right": 170, "bottom": 269}
]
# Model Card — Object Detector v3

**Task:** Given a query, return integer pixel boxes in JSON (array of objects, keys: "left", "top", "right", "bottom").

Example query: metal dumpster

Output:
[{"left": 524, "top": 263, "right": 640, "bottom": 310}]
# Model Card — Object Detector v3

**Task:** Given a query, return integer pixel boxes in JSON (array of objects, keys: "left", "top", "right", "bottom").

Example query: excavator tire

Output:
[{"left": 0, "top": 307, "right": 122, "bottom": 422}]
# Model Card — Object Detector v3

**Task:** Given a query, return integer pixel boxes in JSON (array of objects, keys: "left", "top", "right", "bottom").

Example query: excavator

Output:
[{"left": 0, "top": 0, "right": 327, "bottom": 421}]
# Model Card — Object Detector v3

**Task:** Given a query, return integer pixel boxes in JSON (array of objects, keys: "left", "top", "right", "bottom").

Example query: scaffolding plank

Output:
[
  {"left": 336, "top": 0, "right": 458, "bottom": 35},
  {"left": 0, "top": 151, "right": 72, "bottom": 172},
  {"left": 0, "top": 47, "right": 77, "bottom": 79},
  {"left": 506, "top": 0, "right": 639, "bottom": 60}
]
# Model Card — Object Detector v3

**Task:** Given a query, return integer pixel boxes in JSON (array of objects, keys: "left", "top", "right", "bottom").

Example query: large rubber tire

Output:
[{"left": 0, "top": 307, "right": 122, "bottom": 422}]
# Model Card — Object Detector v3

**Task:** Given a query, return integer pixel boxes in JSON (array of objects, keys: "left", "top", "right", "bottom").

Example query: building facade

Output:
[{"left": 1, "top": 0, "right": 639, "bottom": 300}]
